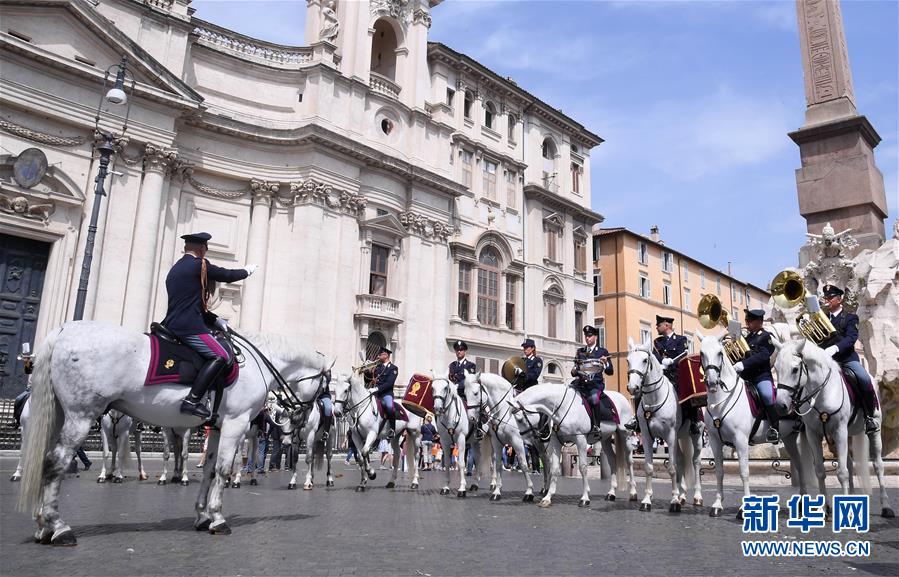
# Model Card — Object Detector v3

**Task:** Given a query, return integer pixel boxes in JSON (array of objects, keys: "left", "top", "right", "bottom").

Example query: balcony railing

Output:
[
  {"left": 355, "top": 294, "right": 402, "bottom": 321},
  {"left": 369, "top": 72, "right": 401, "bottom": 100}
]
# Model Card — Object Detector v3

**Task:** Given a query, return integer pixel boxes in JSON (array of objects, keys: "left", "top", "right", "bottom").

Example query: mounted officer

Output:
[
  {"left": 733, "top": 309, "right": 780, "bottom": 444},
  {"left": 572, "top": 325, "right": 613, "bottom": 436},
  {"left": 818, "top": 285, "right": 879, "bottom": 435},
  {"left": 370, "top": 346, "right": 399, "bottom": 438},
  {"left": 448, "top": 340, "right": 477, "bottom": 399},
  {"left": 161, "top": 232, "right": 257, "bottom": 419},
  {"left": 514, "top": 338, "right": 542, "bottom": 393}
]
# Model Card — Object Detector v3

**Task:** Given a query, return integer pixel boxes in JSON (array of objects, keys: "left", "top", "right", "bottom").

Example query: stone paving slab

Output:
[{"left": 1, "top": 456, "right": 897, "bottom": 577}]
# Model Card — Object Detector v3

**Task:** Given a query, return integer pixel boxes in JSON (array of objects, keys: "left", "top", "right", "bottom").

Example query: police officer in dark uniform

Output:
[
  {"left": 514, "top": 338, "right": 542, "bottom": 392},
  {"left": 733, "top": 309, "right": 780, "bottom": 444},
  {"left": 572, "top": 325, "right": 613, "bottom": 435},
  {"left": 448, "top": 340, "right": 477, "bottom": 399},
  {"left": 818, "top": 285, "right": 879, "bottom": 434},
  {"left": 371, "top": 346, "right": 399, "bottom": 438},
  {"left": 162, "top": 232, "right": 257, "bottom": 419}
]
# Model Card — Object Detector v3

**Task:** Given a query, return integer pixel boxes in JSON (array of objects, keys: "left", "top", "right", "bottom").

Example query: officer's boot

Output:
[
  {"left": 387, "top": 411, "right": 397, "bottom": 439},
  {"left": 624, "top": 393, "right": 642, "bottom": 432},
  {"left": 321, "top": 410, "right": 333, "bottom": 442},
  {"left": 686, "top": 404, "right": 702, "bottom": 436},
  {"left": 764, "top": 405, "right": 780, "bottom": 444},
  {"left": 589, "top": 404, "right": 601, "bottom": 437},
  {"left": 862, "top": 390, "right": 880, "bottom": 435},
  {"left": 180, "top": 356, "right": 227, "bottom": 419}
]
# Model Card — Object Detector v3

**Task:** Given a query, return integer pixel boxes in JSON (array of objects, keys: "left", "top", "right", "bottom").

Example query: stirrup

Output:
[
  {"left": 624, "top": 417, "right": 639, "bottom": 431},
  {"left": 864, "top": 417, "right": 880, "bottom": 435},
  {"left": 766, "top": 428, "right": 780, "bottom": 444},
  {"left": 180, "top": 398, "right": 211, "bottom": 419}
]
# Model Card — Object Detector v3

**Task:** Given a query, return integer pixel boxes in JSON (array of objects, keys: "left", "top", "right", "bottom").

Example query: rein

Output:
[
  {"left": 779, "top": 357, "right": 841, "bottom": 421},
  {"left": 629, "top": 350, "right": 670, "bottom": 420}
]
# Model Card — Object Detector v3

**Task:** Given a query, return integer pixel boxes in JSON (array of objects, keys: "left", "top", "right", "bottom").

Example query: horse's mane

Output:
[
  {"left": 237, "top": 329, "right": 329, "bottom": 371},
  {"left": 477, "top": 372, "right": 509, "bottom": 389}
]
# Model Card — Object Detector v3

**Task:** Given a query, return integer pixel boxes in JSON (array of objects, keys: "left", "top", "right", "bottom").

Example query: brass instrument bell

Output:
[
  {"left": 697, "top": 293, "right": 749, "bottom": 364},
  {"left": 769, "top": 270, "right": 836, "bottom": 345}
]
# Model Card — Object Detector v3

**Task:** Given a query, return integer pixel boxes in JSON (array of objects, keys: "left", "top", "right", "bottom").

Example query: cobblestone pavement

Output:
[{"left": 1, "top": 456, "right": 897, "bottom": 577}]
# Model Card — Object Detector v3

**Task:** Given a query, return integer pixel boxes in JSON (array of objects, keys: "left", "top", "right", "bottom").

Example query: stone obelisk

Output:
[{"left": 790, "top": 0, "right": 888, "bottom": 259}]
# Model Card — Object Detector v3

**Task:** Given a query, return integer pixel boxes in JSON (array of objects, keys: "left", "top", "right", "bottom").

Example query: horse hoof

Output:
[
  {"left": 709, "top": 507, "right": 723, "bottom": 518},
  {"left": 693, "top": 498, "right": 703, "bottom": 507},
  {"left": 679, "top": 497, "right": 686, "bottom": 506},
  {"left": 537, "top": 500, "right": 552, "bottom": 508},
  {"left": 195, "top": 518, "right": 212, "bottom": 532},
  {"left": 639, "top": 503, "right": 652, "bottom": 512},
  {"left": 604, "top": 494, "right": 616, "bottom": 501},
  {"left": 669, "top": 503, "right": 682, "bottom": 513},
  {"left": 386, "top": 481, "right": 396, "bottom": 489},
  {"left": 10, "top": 475, "right": 20, "bottom": 482},
  {"left": 736, "top": 509, "right": 744, "bottom": 520},
  {"left": 490, "top": 494, "right": 501, "bottom": 501},
  {"left": 440, "top": 488, "right": 450, "bottom": 495},
  {"left": 578, "top": 499, "right": 590, "bottom": 508},
  {"left": 489, "top": 484, "right": 496, "bottom": 491},
  {"left": 139, "top": 473, "right": 148, "bottom": 481},
  {"left": 539, "top": 488, "right": 548, "bottom": 497},
  {"left": 112, "top": 477, "right": 123, "bottom": 484},
  {"left": 250, "top": 479, "right": 258, "bottom": 486},
  {"left": 469, "top": 484, "right": 478, "bottom": 492},
  {"left": 303, "top": 484, "right": 313, "bottom": 490},
  {"left": 230, "top": 482, "right": 240, "bottom": 489},
  {"left": 181, "top": 480, "right": 190, "bottom": 487},
  {"left": 457, "top": 490, "right": 466, "bottom": 498},
  {"left": 157, "top": 479, "right": 167, "bottom": 486},
  {"left": 409, "top": 482, "right": 418, "bottom": 490},
  {"left": 883, "top": 508, "right": 896, "bottom": 518},
  {"left": 51, "top": 530, "right": 77, "bottom": 546},
  {"left": 97, "top": 477, "right": 105, "bottom": 484},
  {"left": 287, "top": 483, "right": 297, "bottom": 490},
  {"left": 522, "top": 494, "right": 534, "bottom": 503},
  {"left": 629, "top": 494, "right": 639, "bottom": 502},
  {"left": 355, "top": 485, "right": 365, "bottom": 492},
  {"left": 367, "top": 471, "right": 377, "bottom": 481},
  {"left": 209, "top": 522, "right": 231, "bottom": 535}
]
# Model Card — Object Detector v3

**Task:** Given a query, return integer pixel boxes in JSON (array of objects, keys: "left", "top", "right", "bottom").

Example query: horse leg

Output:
[
  {"left": 805, "top": 427, "right": 828, "bottom": 498},
  {"left": 455, "top": 434, "right": 467, "bottom": 497},
  {"left": 490, "top": 436, "right": 504, "bottom": 501},
  {"left": 665, "top": 428, "right": 680, "bottom": 512},
  {"left": 37, "top": 417, "right": 93, "bottom": 545},
  {"left": 691, "top": 428, "right": 703, "bottom": 506},
  {"left": 575, "top": 434, "right": 591, "bottom": 508},
  {"left": 511, "top": 434, "right": 532, "bottom": 501},
  {"left": 206, "top": 420, "right": 249, "bottom": 534},
  {"left": 834, "top": 427, "right": 850, "bottom": 496},
  {"left": 408, "top": 432, "right": 421, "bottom": 489},
  {"left": 112, "top": 421, "right": 128, "bottom": 483},
  {"left": 538, "top": 437, "right": 561, "bottom": 508},
  {"left": 782, "top": 429, "right": 806, "bottom": 495},
  {"left": 357, "top": 430, "right": 377, "bottom": 490},
  {"left": 158, "top": 429, "right": 170, "bottom": 485},
  {"left": 639, "top": 427, "right": 654, "bottom": 511},
  {"left": 326, "top": 440, "right": 335, "bottom": 487},
  {"left": 134, "top": 426, "right": 147, "bottom": 481},
  {"left": 194, "top": 428, "right": 221, "bottom": 531},
  {"left": 623, "top": 431, "right": 638, "bottom": 501},
  {"left": 866, "top": 428, "right": 894, "bottom": 517},
  {"left": 179, "top": 432, "right": 190, "bottom": 485},
  {"left": 736, "top": 435, "right": 751, "bottom": 519},
  {"left": 708, "top": 431, "right": 725, "bottom": 518},
  {"left": 98, "top": 416, "right": 111, "bottom": 483},
  {"left": 303, "top": 431, "right": 315, "bottom": 490}
]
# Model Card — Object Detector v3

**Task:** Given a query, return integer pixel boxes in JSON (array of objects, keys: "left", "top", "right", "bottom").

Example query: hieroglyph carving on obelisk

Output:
[{"left": 798, "top": 0, "right": 856, "bottom": 116}]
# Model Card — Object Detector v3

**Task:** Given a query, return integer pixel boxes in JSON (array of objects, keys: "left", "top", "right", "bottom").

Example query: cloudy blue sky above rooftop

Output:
[{"left": 192, "top": 0, "right": 898, "bottom": 289}]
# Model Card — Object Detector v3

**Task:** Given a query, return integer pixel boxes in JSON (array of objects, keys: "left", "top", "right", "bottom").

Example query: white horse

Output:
[
  {"left": 10, "top": 395, "right": 30, "bottom": 482},
  {"left": 430, "top": 377, "right": 491, "bottom": 498},
  {"left": 773, "top": 338, "right": 894, "bottom": 518},
  {"left": 625, "top": 338, "right": 702, "bottom": 513},
  {"left": 17, "top": 321, "right": 331, "bottom": 544},
  {"left": 332, "top": 371, "right": 422, "bottom": 492},
  {"left": 512, "top": 383, "right": 634, "bottom": 508},
  {"left": 698, "top": 332, "right": 813, "bottom": 518},
  {"left": 96, "top": 410, "right": 148, "bottom": 483},
  {"left": 157, "top": 427, "right": 192, "bottom": 486},
  {"left": 284, "top": 382, "right": 336, "bottom": 491}
]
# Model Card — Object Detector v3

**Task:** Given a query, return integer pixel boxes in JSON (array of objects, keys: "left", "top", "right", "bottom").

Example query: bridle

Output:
[
  {"left": 777, "top": 353, "right": 840, "bottom": 421},
  {"left": 432, "top": 378, "right": 463, "bottom": 433},
  {"left": 627, "top": 349, "right": 670, "bottom": 419}
]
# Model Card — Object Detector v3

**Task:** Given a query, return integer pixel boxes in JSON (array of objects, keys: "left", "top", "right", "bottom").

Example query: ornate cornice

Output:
[
  {"left": 143, "top": 143, "right": 179, "bottom": 173},
  {"left": 371, "top": 0, "right": 414, "bottom": 25},
  {"left": 398, "top": 210, "right": 452, "bottom": 242},
  {"left": 412, "top": 8, "right": 432, "bottom": 28},
  {"left": 0, "top": 118, "right": 86, "bottom": 147},
  {"left": 288, "top": 179, "right": 366, "bottom": 216},
  {"left": 0, "top": 193, "right": 54, "bottom": 223}
]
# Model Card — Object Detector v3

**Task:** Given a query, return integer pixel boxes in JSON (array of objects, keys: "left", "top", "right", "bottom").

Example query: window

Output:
[
  {"left": 544, "top": 284, "right": 563, "bottom": 339},
  {"left": 545, "top": 227, "right": 558, "bottom": 262},
  {"left": 505, "top": 170, "right": 517, "bottom": 208},
  {"left": 731, "top": 284, "right": 737, "bottom": 303},
  {"left": 593, "top": 274, "right": 602, "bottom": 297},
  {"left": 365, "top": 331, "right": 387, "bottom": 361},
  {"left": 596, "top": 321, "right": 606, "bottom": 348},
  {"left": 571, "top": 162, "right": 581, "bottom": 194},
  {"left": 547, "top": 302, "right": 558, "bottom": 338},
  {"left": 484, "top": 101, "right": 496, "bottom": 129},
  {"left": 732, "top": 306, "right": 738, "bottom": 321},
  {"left": 483, "top": 160, "right": 497, "bottom": 200},
  {"left": 683, "top": 261, "right": 689, "bottom": 282},
  {"left": 662, "top": 251, "right": 673, "bottom": 272},
  {"left": 477, "top": 249, "right": 500, "bottom": 326},
  {"left": 683, "top": 287, "right": 691, "bottom": 311},
  {"left": 461, "top": 149, "right": 473, "bottom": 189},
  {"left": 507, "top": 114, "right": 516, "bottom": 142},
  {"left": 505, "top": 276, "right": 516, "bottom": 330},
  {"left": 593, "top": 236, "right": 601, "bottom": 261},
  {"left": 637, "top": 241, "right": 648, "bottom": 265},
  {"left": 446, "top": 87, "right": 455, "bottom": 108},
  {"left": 745, "top": 288, "right": 752, "bottom": 309},
  {"left": 547, "top": 363, "right": 558, "bottom": 375},
  {"left": 369, "top": 244, "right": 389, "bottom": 296},
  {"left": 663, "top": 281, "right": 672, "bottom": 305},
  {"left": 716, "top": 277, "right": 721, "bottom": 295},
  {"left": 575, "top": 309, "right": 583, "bottom": 342},
  {"left": 458, "top": 261, "right": 471, "bottom": 320},
  {"left": 380, "top": 118, "right": 393, "bottom": 135},
  {"left": 639, "top": 274, "right": 651, "bottom": 298},
  {"left": 463, "top": 90, "right": 474, "bottom": 119},
  {"left": 574, "top": 239, "right": 587, "bottom": 273},
  {"left": 640, "top": 322, "right": 652, "bottom": 344},
  {"left": 700, "top": 269, "right": 706, "bottom": 289}
]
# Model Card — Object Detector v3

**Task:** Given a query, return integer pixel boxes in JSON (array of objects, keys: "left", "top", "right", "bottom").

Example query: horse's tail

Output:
[
  {"left": 314, "top": 437, "right": 325, "bottom": 471},
  {"left": 678, "top": 435, "right": 695, "bottom": 492},
  {"left": 853, "top": 433, "right": 871, "bottom": 496},
  {"left": 795, "top": 426, "right": 817, "bottom": 492},
  {"left": 18, "top": 327, "right": 63, "bottom": 513}
]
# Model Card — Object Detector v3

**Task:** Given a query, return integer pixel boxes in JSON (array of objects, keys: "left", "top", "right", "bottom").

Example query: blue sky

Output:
[{"left": 192, "top": 0, "right": 898, "bottom": 288}]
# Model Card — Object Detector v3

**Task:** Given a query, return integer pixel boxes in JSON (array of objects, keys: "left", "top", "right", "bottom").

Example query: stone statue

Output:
[{"left": 320, "top": 0, "right": 339, "bottom": 42}]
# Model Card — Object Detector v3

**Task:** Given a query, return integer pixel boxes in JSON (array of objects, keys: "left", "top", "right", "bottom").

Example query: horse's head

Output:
[
  {"left": 625, "top": 337, "right": 655, "bottom": 396},
  {"left": 698, "top": 331, "right": 728, "bottom": 393},
  {"left": 463, "top": 371, "right": 482, "bottom": 409},
  {"left": 773, "top": 337, "right": 806, "bottom": 416},
  {"left": 431, "top": 378, "right": 452, "bottom": 416},
  {"left": 331, "top": 372, "right": 352, "bottom": 419}
]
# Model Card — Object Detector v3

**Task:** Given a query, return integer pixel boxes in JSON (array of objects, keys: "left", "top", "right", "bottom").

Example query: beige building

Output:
[
  {"left": 0, "top": 0, "right": 602, "bottom": 397},
  {"left": 592, "top": 226, "right": 770, "bottom": 395}
]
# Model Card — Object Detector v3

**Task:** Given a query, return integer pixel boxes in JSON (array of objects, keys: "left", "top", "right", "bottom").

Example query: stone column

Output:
[
  {"left": 240, "top": 179, "right": 277, "bottom": 330},
  {"left": 121, "top": 144, "right": 177, "bottom": 331},
  {"left": 791, "top": 0, "right": 888, "bottom": 255}
]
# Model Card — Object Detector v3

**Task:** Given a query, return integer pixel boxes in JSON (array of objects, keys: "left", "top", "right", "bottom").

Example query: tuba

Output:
[
  {"left": 697, "top": 293, "right": 749, "bottom": 364},
  {"left": 769, "top": 270, "right": 836, "bottom": 345}
]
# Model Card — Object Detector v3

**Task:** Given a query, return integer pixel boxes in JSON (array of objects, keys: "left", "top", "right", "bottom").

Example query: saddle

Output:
[
  {"left": 375, "top": 397, "right": 409, "bottom": 422},
  {"left": 145, "top": 323, "right": 239, "bottom": 388},
  {"left": 578, "top": 391, "right": 620, "bottom": 426}
]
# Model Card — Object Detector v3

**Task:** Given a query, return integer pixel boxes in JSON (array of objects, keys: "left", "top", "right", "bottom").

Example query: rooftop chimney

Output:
[{"left": 649, "top": 225, "right": 660, "bottom": 243}]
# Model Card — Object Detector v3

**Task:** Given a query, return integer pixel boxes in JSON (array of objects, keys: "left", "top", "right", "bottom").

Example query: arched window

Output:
[
  {"left": 547, "top": 362, "right": 559, "bottom": 375},
  {"left": 484, "top": 101, "right": 496, "bottom": 129},
  {"left": 464, "top": 91, "right": 474, "bottom": 119},
  {"left": 541, "top": 137, "right": 558, "bottom": 191},
  {"left": 477, "top": 247, "right": 500, "bottom": 326},
  {"left": 371, "top": 19, "right": 398, "bottom": 81},
  {"left": 365, "top": 331, "right": 387, "bottom": 361},
  {"left": 507, "top": 114, "right": 516, "bottom": 142},
  {"left": 544, "top": 283, "right": 564, "bottom": 339}
]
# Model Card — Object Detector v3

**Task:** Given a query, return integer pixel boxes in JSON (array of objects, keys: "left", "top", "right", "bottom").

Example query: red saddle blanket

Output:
[
  {"left": 145, "top": 334, "right": 239, "bottom": 387},
  {"left": 376, "top": 397, "right": 409, "bottom": 421},
  {"left": 580, "top": 393, "right": 620, "bottom": 425}
]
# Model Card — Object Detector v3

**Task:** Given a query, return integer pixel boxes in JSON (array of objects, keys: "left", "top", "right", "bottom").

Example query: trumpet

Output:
[
  {"left": 352, "top": 358, "right": 379, "bottom": 375},
  {"left": 697, "top": 293, "right": 749, "bottom": 364},
  {"left": 769, "top": 270, "right": 836, "bottom": 345}
]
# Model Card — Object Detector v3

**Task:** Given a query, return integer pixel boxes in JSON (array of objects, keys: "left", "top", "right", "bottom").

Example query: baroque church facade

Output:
[{"left": 0, "top": 0, "right": 603, "bottom": 396}]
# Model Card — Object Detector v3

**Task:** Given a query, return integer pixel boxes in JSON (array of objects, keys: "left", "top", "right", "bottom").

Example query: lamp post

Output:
[{"left": 72, "top": 56, "right": 134, "bottom": 321}]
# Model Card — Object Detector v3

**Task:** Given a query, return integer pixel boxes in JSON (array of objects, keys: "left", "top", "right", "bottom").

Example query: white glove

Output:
[
  {"left": 244, "top": 264, "right": 259, "bottom": 276},
  {"left": 824, "top": 345, "right": 839, "bottom": 357},
  {"left": 514, "top": 367, "right": 523, "bottom": 376},
  {"left": 661, "top": 358, "right": 674, "bottom": 368},
  {"left": 733, "top": 362, "right": 745, "bottom": 374}
]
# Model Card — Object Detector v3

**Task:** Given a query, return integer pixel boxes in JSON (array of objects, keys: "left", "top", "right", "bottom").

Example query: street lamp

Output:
[{"left": 72, "top": 56, "right": 134, "bottom": 321}]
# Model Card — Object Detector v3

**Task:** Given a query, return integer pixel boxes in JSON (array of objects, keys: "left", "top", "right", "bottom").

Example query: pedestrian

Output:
[
  {"left": 378, "top": 438, "right": 392, "bottom": 469},
  {"left": 196, "top": 425, "right": 211, "bottom": 468},
  {"left": 421, "top": 415, "right": 437, "bottom": 471}
]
